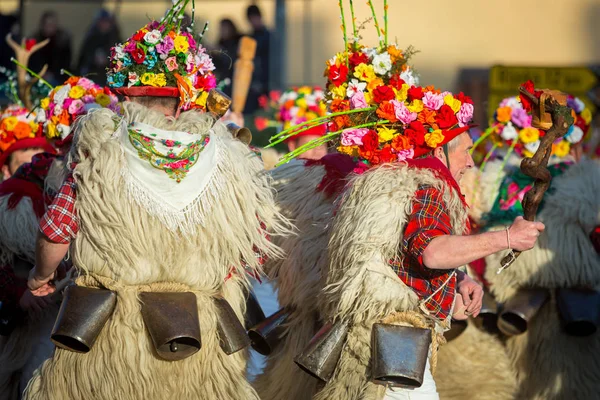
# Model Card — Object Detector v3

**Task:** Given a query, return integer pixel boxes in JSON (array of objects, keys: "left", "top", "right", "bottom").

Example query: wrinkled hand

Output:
[
  {"left": 508, "top": 216, "right": 545, "bottom": 251},
  {"left": 27, "top": 268, "right": 56, "bottom": 297},
  {"left": 456, "top": 272, "right": 483, "bottom": 318},
  {"left": 19, "top": 290, "right": 53, "bottom": 313}
]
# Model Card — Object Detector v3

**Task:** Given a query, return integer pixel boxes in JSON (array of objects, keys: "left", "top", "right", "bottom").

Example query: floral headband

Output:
[
  {"left": 268, "top": 1, "right": 473, "bottom": 166},
  {"left": 278, "top": 86, "right": 328, "bottom": 138},
  {"left": 106, "top": 0, "right": 216, "bottom": 111}
]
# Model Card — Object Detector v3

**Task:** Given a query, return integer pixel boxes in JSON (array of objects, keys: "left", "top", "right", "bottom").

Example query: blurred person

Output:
[
  {"left": 0, "top": 14, "right": 21, "bottom": 71},
  {"left": 245, "top": 4, "right": 270, "bottom": 114},
  {"left": 77, "top": 9, "right": 121, "bottom": 83},
  {"left": 29, "top": 11, "right": 72, "bottom": 85},
  {"left": 213, "top": 18, "right": 242, "bottom": 96}
]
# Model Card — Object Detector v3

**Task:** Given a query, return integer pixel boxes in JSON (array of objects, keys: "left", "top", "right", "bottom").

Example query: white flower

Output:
[
  {"left": 159, "top": 53, "right": 168, "bottom": 60},
  {"left": 144, "top": 30, "right": 162, "bottom": 45},
  {"left": 372, "top": 52, "right": 392, "bottom": 75},
  {"left": 54, "top": 84, "right": 71, "bottom": 107},
  {"left": 128, "top": 72, "right": 139, "bottom": 88},
  {"left": 196, "top": 53, "right": 215, "bottom": 73},
  {"left": 400, "top": 68, "right": 419, "bottom": 86},
  {"left": 113, "top": 46, "right": 124, "bottom": 59},
  {"left": 361, "top": 47, "right": 378, "bottom": 59},
  {"left": 524, "top": 140, "right": 540, "bottom": 154},
  {"left": 53, "top": 105, "right": 63, "bottom": 117},
  {"left": 328, "top": 55, "right": 338, "bottom": 66},
  {"left": 35, "top": 111, "right": 46, "bottom": 123},
  {"left": 500, "top": 122, "right": 518, "bottom": 141},
  {"left": 502, "top": 97, "right": 522, "bottom": 110},
  {"left": 280, "top": 91, "right": 298, "bottom": 103},
  {"left": 346, "top": 79, "right": 367, "bottom": 98},
  {"left": 566, "top": 125, "right": 584, "bottom": 144},
  {"left": 573, "top": 97, "right": 585, "bottom": 114},
  {"left": 57, "top": 124, "right": 71, "bottom": 139}
]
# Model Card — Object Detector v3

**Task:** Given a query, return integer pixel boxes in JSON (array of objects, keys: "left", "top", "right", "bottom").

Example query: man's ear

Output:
[
  {"left": 287, "top": 139, "right": 297, "bottom": 152},
  {"left": 124, "top": 96, "right": 131, "bottom": 102},
  {"left": 433, "top": 146, "right": 446, "bottom": 164},
  {"left": 2, "top": 164, "right": 11, "bottom": 180}
]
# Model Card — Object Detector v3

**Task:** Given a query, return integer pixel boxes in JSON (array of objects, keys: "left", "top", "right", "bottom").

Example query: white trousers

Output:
[{"left": 383, "top": 355, "right": 439, "bottom": 400}]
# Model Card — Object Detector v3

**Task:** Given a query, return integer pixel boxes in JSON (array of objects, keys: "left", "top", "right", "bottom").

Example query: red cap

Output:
[
  {"left": 113, "top": 86, "right": 179, "bottom": 98},
  {"left": 0, "top": 137, "right": 56, "bottom": 167},
  {"left": 285, "top": 123, "right": 327, "bottom": 142},
  {"left": 412, "top": 125, "right": 475, "bottom": 158}
]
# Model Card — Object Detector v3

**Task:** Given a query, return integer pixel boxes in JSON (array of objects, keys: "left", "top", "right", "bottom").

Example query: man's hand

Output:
[
  {"left": 456, "top": 271, "right": 483, "bottom": 318},
  {"left": 19, "top": 290, "right": 53, "bottom": 313},
  {"left": 508, "top": 216, "right": 545, "bottom": 251},
  {"left": 27, "top": 267, "right": 56, "bottom": 297}
]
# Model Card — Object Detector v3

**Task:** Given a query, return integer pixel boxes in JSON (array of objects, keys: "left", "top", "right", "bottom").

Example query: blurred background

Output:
[{"left": 1, "top": 0, "right": 599, "bottom": 145}]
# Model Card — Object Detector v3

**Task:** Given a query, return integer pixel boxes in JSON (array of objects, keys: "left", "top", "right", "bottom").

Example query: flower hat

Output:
[
  {"left": 277, "top": 86, "right": 328, "bottom": 139},
  {"left": 106, "top": 0, "right": 216, "bottom": 111},
  {"left": 473, "top": 81, "right": 592, "bottom": 162},
  {"left": 35, "top": 75, "right": 121, "bottom": 143},
  {"left": 0, "top": 105, "right": 54, "bottom": 167},
  {"left": 269, "top": 0, "right": 473, "bottom": 166}
]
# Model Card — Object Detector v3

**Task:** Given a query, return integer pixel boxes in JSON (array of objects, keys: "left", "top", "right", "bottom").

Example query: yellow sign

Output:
[{"left": 489, "top": 66, "right": 598, "bottom": 93}]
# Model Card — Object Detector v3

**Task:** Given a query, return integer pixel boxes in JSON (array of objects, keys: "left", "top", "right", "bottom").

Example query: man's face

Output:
[
  {"left": 446, "top": 132, "right": 474, "bottom": 182},
  {"left": 2, "top": 148, "right": 45, "bottom": 180},
  {"left": 287, "top": 135, "right": 327, "bottom": 160}
]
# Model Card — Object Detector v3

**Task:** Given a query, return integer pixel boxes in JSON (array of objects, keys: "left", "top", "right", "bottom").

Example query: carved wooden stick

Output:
[
  {"left": 231, "top": 36, "right": 257, "bottom": 114},
  {"left": 5, "top": 34, "right": 50, "bottom": 109},
  {"left": 499, "top": 87, "right": 574, "bottom": 271}
]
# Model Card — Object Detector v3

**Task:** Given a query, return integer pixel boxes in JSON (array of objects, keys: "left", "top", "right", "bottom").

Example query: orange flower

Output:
[
  {"left": 66, "top": 76, "right": 80, "bottom": 86},
  {"left": 423, "top": 85, "right": 441, "bottom": 94},
  {"left": 13, "top": 121, "right": 32, "bottom": 139},
  {"left": 376, "top": 101, "right": 398, "bottom": 122},
  {"left": 367, "top": 78, "right": 384, "bottom": 92},
  {"left": 330, "top": 99, "right": 350, "bottom": 113},
  {"left": 391, "top": 134, "right": 411, "bottom": 151},
  {"left": 418, "top": 108, "right": 438, "bottom": 129},
  {"left": 168, "top": 31, "right": 176, "bottom": 39},
  {"left": 284, "top": 99, "right": 295, "bottom": 109},
  {"left": 333, "top": 115, "right": 351, "bottom": 130},
  {"left": 387, "top": 45, "right": 403, "bottom": 63},
  {"left": 496, "top": 106, "right": 512, "bottom": 123},
  {"left": 58, "top": 110, "right": 70, "bottom": 126}
]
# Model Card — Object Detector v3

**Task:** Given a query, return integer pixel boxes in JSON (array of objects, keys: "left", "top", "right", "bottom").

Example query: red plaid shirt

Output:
[
  {"left": 39, "top": 174, "right": 79, "bottom": 244},
  {"left": 390, "top": 185, "right": 459, "bottom": 321}
]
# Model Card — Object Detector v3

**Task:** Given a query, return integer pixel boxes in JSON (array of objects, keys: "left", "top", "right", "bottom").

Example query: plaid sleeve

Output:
[
  {"left": 404, "top": 185, "right": 453, "bottom": 269},
  {"left": 39, "top": 175, "right": 79, "bottom": 244}
]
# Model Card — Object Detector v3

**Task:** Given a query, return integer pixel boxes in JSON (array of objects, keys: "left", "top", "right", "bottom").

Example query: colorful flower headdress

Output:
[
  {"left": 106, "top": 0, "right": 216, "bottom": 111},
  {"left": 278, "top": 86, "right": 328, "bottom": 137},
  {"left": 473, "top": 80, "right": 592, "bottom": 162},
  {"left": 0, "top": 105, "right": 54, "bottom": 166},
  {"left": 35, "top": 75, "right": 121, "bottom": 141},
  {"left": 268, "top": 0, "right": 473, "bottom": 166}
]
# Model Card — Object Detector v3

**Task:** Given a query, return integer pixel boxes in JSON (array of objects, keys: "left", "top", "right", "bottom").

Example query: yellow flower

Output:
[
  {"left": 69, "top": 85, "right": 86, "bottom": 99},
  {"left": 363, "top": 91, "right": 373, "bottom": 105},
  {"left": 393, "top": 84, "right": 409, "bottom": 103},
  {"left": 518, "top": 127, "right": 540, "bottom": 144},
  {"left": 337, "top": 145, "right": 357, "bottom": 156},
  {"left": 46, "top": 122, "right": 57, "bottom": 138},
  {"left": 141, "top": 72, "right": 155, "bottom": 86},
  {"left": 552, "top": 140, "right": 570, "bottom": 157},
  {"left": 306, "top": 111, "right": 317, "bottom": 121},
  {"left": 522, "top": 149, "right": 534, "bottom": 158},
  {"left": 174, "top": 35, "right": 190, "bottom": 53},
  {"left": 354, "top": 63, "right": 376, "bottom": 82},
  {"left": 29, "top": 120, "right": 39, "bottom": 132},
  {"left": 424, "top": 129, "right": 445, "bottom": 148},
  {"left": 496, "top": 106, "right": 512, "bottom": 123},
  {"left": 377, "top": 127, "right": 397, "bottom": 142},
  {"left": 329, "top": 83, "right": 347, "bottom": 99},
  {"left": 581, "top": 108, "right": 592, "bottom": 125},
  {"left": 298, "top": 86, "right": 312, "bottom": 95},
  {"left": 407, "top": 99, "right": 424, "bottom": 113},
  {"left": 195, "top": 91, "right": 209, "bottom": 107},
  {"left": 2, "top": 116, "right": 18, "bottom": 132},
  {"left": 40, "top": 97, "right": 50, "bottom": 110},
  {"left": 296, "top": 97, "right": 308, "bottom": 109},
  {"left": 367, "top": 78, "right": 384, "bottom": 92},
  {"left": 153, "top": 73, "right": 166, "bottom": 87},
  {"left": 318, "top": 102, "right": 327, "bottom": 114},
  {"left": 96, "top": 93, "right": 111, "bottom": 107},
  {"left": 444, "top": 94, "right": 461, "bottom": 113}
]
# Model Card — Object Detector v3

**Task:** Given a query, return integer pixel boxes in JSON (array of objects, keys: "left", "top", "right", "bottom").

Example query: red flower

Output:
[
  {"left": 519, "top": 80, "right": 541, "bottom": 112},
  {"left": 258, "top": 95, "right": 268, "bottom": 109},
  {"left": 130, "top": 48, "right": 146, "bottom": 64},
  {"left": 361, "top": 130, "right": 379, "bottom": 152},
  {"left": 349, "top": 52, "right": 369, "bottom": 67},
  {"left": 405, "top": 121, "right": 426, "bottom": 146},
  {"left": 456, "top": 92, "right": 473, "bottom": 105},
  {"left": 379, "top": 145, "right": 395, "bottom": 163},
  {"left": 575, "top": 117, "right": 589, "bottom": 133},
  {"left": 407, "top": 86, "right": 424, "bottom": 101},
  {"left": 372, "top": 85, "right": 395, "bottom": 104},
  {"left": 389, "top": 74, "right": 406, "bottom": 90},
  {"left": 435, "top": 104, "right": 459, "bottom": 129},
  {"left": 328, "top": 64, "right": 349, "bottom": 87},
  {"left": 254, "top": 116, "right": 269, "bottom": 131},
  {"left": 132, "top": 30, "right": 145, "bottom": 42},
  {"left": 25, "top": 39, "right": 37, "bottom": 51}
]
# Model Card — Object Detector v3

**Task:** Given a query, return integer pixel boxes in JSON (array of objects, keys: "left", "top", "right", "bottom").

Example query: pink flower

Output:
[
  {"left": 182, "top": 32, "right": 197, "bottom": 50},
  {"left": 511, "top": 107, "right": 532, "bottom": 128},
  {"left": 396, "top": 148, "right": 414, "bottom": 161},
  {"left": 422, "top": 92, "right": 444, "bottom": 111},
  {"left": 340, "top": 128, "right": 369, "bottom": 146},
  {"left": 196, "top": 52, "right": 215, "bottom": 73},
  {"left": 78, "top": 78, "right": 95, "bottom": 90},
  {"left": 82, "top": 94, "right": 95, "bottom": 103},
  {"left": 350, "top": 91, "right": 368, "bottom": 109},
  {"left": 165, "top": 57, "right": 178, "bottom": 72},
  {"left": 391, "top": 100, "right": 417, "bottom": 124},
  {"left": 156, "top": 36, "right": 174, "bottom": 55},
  {"left": 186, "top": 53, "right": 195, "bottom": 73},
  {"left": 63, "top": 97, "right": 74, "bottom": 110},
  {"left": 352, "top": 162, "right": 370, "bottom": 175},
  {"left": 68, "top": 99, "right": 84, "bottom": 115},
  {"left": 164, "top": 139, "right": 175, "bottom": 147},
  {"left": 457, "top": 103, "right": 474, "bottom": 127},
  {"left": 124, "top": 41, "right": 137, "bottom": 53}
]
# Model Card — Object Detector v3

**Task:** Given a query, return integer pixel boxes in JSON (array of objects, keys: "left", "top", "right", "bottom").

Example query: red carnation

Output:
[
  {"left": 372, "top": 85, "right": 395, "bottom": 104},
  {"left": 407, "top": 86, "right": 424, "bottom": 101},
  {"left": 389, "top": 74, "right": 406, "bottom": 90},
  {"left": 328, "top": 64, "right": 349, "bottom": 87},
  {"left": 519, "top": 80, "right": 542, "bottom": 112},
  {"left": 405, "top": 121, "right": 426, "bottom": 146},
  {"left": 379, "top": 145, "right": 395, "bottom": 163},
  {"left": 435, "top": 104, "right": 459, "bottom": 129},
  {"left": 349, "top": 52, "right": 369, "bottom": 67},
  {"left": 575, "top": 117, "right": 589, "bottom": 133},
  {"left": 361, "top": 130, "right": 379, "bottom": 152},
  {"left": 132, "top": 30, "right": 145, "bottom": 42},
  {"left": 25, "top": 39, "right": 37, "bottom": 51},
  {"left": 456, "top": 92, "right": 473, "bottom": 105},
  {"left": 131, "top": 48, "right": 146, "bottom": 64}
]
